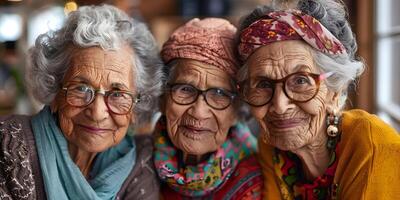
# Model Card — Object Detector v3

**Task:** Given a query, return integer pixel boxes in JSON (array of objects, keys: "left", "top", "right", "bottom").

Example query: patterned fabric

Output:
[
  {"left": 0, "top": 117, "right": 39, "bottom": 200},
  {"left": 238, "top": 9, "right": 347, "bottom": 61},
  {"left": 154, "top": 116, "right": 257, "bottom": 197},
  {"left": 161, "top": 18, "right": 239, "bottom": 77},
  {"left": 161, "top": 155, "right": 263, "bottom": 200},
  {"left": 272, "top": 145, "right": 339, "bottom": 200}
]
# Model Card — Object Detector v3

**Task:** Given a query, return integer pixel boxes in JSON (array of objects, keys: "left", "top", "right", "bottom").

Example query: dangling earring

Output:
[
  {"left": 326, "top": 113, "right": 339, "bottom": 137},
  {"left": 326, "top": 110, "right": 341, "bottom": 150}
]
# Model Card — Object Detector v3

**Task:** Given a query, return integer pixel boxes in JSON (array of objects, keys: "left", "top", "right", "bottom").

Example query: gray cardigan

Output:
[{"left": 0, "top": 115, "right": 159, "bottom": 200}]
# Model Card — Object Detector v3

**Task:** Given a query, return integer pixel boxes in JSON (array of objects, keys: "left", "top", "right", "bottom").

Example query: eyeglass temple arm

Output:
[{"left": 319, "top": 71, "right": 334, "bottom": 81}]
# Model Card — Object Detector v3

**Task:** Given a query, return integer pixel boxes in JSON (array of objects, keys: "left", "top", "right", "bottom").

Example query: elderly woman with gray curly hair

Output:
[
  {"left": 237, "top": 0, "right": 400, "bottom": 199},
  {"left": 0, "top": 5, "right": 163, "bottom": 200}
]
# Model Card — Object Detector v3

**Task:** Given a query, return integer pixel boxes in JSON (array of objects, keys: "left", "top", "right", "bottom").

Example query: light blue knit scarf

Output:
[{"left": 31, "top": 106, "right": 136, "bottom": 200}]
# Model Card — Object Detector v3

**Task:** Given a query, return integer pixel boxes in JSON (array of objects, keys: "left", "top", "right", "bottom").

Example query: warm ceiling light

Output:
[
  {"left": 7, "top": 0, "right": 23, "bottom": 2},
  {"left": 64, "top": 1, "right": 78, "bottom": 15}
]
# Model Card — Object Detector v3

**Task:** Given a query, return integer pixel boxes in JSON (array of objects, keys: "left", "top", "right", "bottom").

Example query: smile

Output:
[
  {"left": 268, "top": 118, "right": 306, "bottom": 129},
  {"left": 179, "top": 125, "right": 212, "bottom": 140},
  {"left": 77, "top": 124, "right": 113, "bottom": 135}
]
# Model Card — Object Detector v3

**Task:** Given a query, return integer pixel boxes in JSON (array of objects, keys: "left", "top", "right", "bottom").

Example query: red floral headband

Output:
[{"left": 238, "top": 9, "right": 347, "bottom": 61}]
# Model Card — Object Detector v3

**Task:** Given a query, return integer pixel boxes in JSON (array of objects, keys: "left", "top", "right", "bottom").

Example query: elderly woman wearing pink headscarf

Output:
[{"left": 153, "top": 18, "right": 263, "bottom": 199}]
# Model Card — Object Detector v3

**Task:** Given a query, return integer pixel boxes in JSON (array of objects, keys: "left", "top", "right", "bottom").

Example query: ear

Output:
[{"left": 326, "top": 90, "right": 341, "bottom": 113}]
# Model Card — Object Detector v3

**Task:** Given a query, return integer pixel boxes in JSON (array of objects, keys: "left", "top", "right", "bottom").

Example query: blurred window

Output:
[
  {"left": 28, "top": 6, "right": 65, "bottom": 46},
  {"left": 376, "top": 0, "right": 400, "bottom": 131},
  {"left": 0, "top": 13, "right": 22, "bottom": 42}
]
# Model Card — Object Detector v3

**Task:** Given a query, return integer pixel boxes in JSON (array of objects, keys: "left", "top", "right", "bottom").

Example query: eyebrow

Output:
[
  {"left": 251, "top": 64, "right": 313, "bottom": 80},
  {"left": 110, "top": 83, "right": 129, "bottom": 90},
  {"left": 66, "top": 76, "right": 129, "bottom": 90},
  {"left": 292, "top": 64, "right": 313, "bottom": 72}
]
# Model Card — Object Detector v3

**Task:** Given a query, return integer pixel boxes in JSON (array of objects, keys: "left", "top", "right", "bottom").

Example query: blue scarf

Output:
[{"left": 31, "top": 106, "right": 136, "bottom": 200}]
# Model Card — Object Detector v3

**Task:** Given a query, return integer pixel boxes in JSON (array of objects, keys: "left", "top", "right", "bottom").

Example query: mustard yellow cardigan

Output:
[{"left": 258, "top": 109, "right": 400, "bottom": 199}]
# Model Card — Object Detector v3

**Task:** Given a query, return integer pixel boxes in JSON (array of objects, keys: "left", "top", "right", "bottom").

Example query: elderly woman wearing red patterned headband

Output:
[
  {"left": 153, "top": 18, "right": 263, "bottom": 199},
  {"left": 237, "top": 0, "right": 400, "bottom": 199}
]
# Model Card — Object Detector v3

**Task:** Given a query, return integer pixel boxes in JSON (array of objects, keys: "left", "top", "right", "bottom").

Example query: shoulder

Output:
[
  {"left": 117, "top": 134, "right": 160, "bottom": 200},
  {"left": 341, "top": 109, "right": 400, "bottom": 149},
  {"left": 0, "top": 114, "right": 44, "bottom": 199},
  {"left": 336, "top": 110, "right": 400, "bottom": 198},
  {"left": 214, "top": 155, "right": 263, "bottom": 200}
]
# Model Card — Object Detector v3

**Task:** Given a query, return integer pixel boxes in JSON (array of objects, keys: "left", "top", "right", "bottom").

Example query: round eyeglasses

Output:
[
  {"left": 240, "top": 72, "right": 333, "bottom": 107},
  {"left": 168, "top": 83, "right": 236, "bottom": 110},
  {"left": 62, "top": 83, "right": 140, "bottom": 115}
]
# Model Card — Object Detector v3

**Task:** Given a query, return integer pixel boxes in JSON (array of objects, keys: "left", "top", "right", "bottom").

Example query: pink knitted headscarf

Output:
[{"left": 161, "top": 18, "right": 239, "bottom": 78}]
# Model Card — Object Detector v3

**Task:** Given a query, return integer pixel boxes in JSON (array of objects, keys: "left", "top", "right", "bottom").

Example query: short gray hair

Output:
[
  {"left": 237, "top": 0, "right": 365, "bottom": 109},
  {"left": 27, "top": 4, "right": 165, "bottom": 123}
]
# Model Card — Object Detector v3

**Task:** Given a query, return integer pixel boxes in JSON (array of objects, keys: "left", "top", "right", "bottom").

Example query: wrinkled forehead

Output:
[
  {"left": 64, "top": 46, "right": 135, "bottom": 88},
  {"left": 69, "top": 46, "right": 134, "bottom": 71},
  {"left": 172, "top": 59, "right": 233, "bottom": 89},
  {"left": 246, "top": 41, "right": 318, "bottom": 76}
]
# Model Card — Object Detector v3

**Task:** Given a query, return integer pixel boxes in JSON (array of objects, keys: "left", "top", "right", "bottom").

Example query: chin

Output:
[
  {"left": 79, "top": 142, "right": 111, "bottom": 153},
  {"left": 266, "top": 135, "right": 305, "bottom": 152}
]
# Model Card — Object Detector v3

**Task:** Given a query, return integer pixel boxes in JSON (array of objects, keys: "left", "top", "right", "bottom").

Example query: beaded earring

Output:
[{"left": 326, "top": 110, "right": 341, "bottom": 150}]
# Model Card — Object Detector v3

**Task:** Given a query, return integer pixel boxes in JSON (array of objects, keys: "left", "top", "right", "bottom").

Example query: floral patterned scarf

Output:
[
  {"left": 273, "top": 145, "right": 339, "bottom": 200},
  {"left": 153, "top": 117, "right": 257, "bottom": 197}
]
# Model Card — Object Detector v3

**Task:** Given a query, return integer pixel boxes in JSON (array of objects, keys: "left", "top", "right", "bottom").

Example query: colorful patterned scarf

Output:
[
  {"left": 238, "top": 9, "right": 347, "bottom": 61},
  {"left": 272, "top": 145, "right": 339, "bottom": 200},
  {"left": 154, "top": 117, "right": 257, "bottom": 197}
]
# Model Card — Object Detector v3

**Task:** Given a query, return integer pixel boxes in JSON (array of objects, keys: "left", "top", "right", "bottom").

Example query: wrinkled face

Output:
[
  {"left": 52, "top": 46, "right": 136, "bottom": 153},
  {"left": 164, "top": 59, "right": 237, "bottom": 155},
  {"left": 245, "top": 41, "right": 338, "bottom": 151}
]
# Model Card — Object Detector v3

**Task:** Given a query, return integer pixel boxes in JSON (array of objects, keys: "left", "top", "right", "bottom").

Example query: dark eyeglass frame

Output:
[
  {"left": 62, "top": 83, "right": 140, "bottom": 115},
  {"left": 167, "top": 83, "right": 237, "bottom": 110},
  {"left": 240, "top": 71, "right": 333, "bottom": 107}
]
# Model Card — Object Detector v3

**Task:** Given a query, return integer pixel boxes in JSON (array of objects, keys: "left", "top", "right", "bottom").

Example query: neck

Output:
[
  {"left": 181, "top": 152, "right": 211, "bottom": 166},
  {"left": 68, "top": 143, "right": 97, "bottom": 178},
  {"left": 291, "top": 133, "right": 331, "bottom": 180}
]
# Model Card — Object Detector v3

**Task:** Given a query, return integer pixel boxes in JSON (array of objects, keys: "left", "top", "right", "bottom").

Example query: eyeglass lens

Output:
[
  {"left": 65, "top": 84, "right": 134, "bottom": 114},
  {"left": 241, "top": 72, "right": 320, "bottom": 106},
  {"left": 170, "top": 84, "right": 234, "bottom": 110}
]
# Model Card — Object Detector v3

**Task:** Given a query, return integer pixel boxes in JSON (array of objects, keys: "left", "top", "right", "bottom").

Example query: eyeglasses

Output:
[
  {"left": 62, "top": 83, "right": 140, "bottom": 115},
  {"left": 240, "top": 71, "right": 333, "bottom": 107},
  {"left": 168, "top": 83, "right": 236, "bottom": 110}
]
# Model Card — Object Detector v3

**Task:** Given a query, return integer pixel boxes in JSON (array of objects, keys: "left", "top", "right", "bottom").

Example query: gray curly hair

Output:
[
  {"left": 27, "top": 4, "right": 165, "bottom": 124},
  {"left": 237, "top": 0, "right": 365, "bottom": 109}
]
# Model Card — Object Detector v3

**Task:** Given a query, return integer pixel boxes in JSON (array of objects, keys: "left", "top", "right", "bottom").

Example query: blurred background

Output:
[{"left": 0, "top": 0, "right": 398, "bottom": 131}]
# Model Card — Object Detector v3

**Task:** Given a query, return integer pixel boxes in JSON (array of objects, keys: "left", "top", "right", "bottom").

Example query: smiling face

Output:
[
  {"left": 245, "top": 40, "right": 338, "bottom": 151},
  {"left": 52, "top": 46, "right": 136, "bottom": 153},
  {"left": 164, "top": 59, "right": 237, "bottom": 155}
]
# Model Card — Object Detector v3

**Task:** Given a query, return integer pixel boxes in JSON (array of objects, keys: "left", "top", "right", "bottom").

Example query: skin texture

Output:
[
  {"left": 164, "top": 59, "right": 236, "bottom": 163},
  {"left": 51, "top": 46, "right": 136, "bottom": 177},
  {"left": 245, "top": 40, "right": 339, "bottom": 179}
]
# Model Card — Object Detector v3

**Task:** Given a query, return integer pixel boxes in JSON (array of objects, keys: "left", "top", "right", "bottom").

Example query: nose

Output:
[
  {"left": 269, "top": 84, "right": 294, "bottom": 114},
  {"left": 187, "top": 94, "right": 212, "bottom": 120},
  {"left": 86, "top": 94, "right": 109, "bottom": 121}
]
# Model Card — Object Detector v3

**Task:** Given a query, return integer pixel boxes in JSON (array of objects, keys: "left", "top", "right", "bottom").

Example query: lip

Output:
[
  {"left": 77, "top": 124, "right": 113, "bottom": 135},
  {"left": 180, "top": 125, "right": 212, "bottom": 134},
  {"left": 268, "top": 118, "right": 306, "bottom": 129}
]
